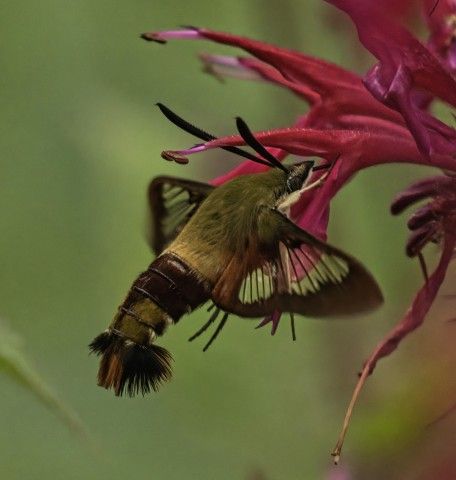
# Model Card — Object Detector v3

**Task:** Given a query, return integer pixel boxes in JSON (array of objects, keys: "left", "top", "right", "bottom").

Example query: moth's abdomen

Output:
[
  {"left": 89, "top": 252, "right": 212, "bottom": 396},
  {"left": 131, "top": 253, "right": 213, "bottom": 323}
]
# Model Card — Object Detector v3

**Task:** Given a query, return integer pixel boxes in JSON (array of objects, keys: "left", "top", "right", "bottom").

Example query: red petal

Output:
[
  {"left": 326, "top": 0, "right": 456, "bottom": 154},
  {"left": 199, "top": 29, "right": 401, "bottom": 127},
  {"left": 199, "top": 28, "right": 359, "bottom": 91}
]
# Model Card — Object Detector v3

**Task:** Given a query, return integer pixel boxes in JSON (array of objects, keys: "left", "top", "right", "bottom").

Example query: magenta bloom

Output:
[
  {"left": 142, "top": 26, "right": 454, "bottom": 241},
  {"left": 324, "top": 0, "right": 456, "bottom": 155},
  {"left": 142, "top": 0, "right": 456, "bottom": 461}
]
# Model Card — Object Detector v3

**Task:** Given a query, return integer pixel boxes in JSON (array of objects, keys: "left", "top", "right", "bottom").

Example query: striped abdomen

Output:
[{"left": 89, "top": 252, "right": 212, "bottom": 396}]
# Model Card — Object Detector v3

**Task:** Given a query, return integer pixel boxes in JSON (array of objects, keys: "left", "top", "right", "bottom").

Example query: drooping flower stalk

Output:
[{"left": 332, "top": 234, "right": 455, "bottom": 463}]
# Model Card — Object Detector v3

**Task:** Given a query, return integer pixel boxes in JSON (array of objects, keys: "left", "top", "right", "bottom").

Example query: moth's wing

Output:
[
  {"left": 211, "top": 208, "right": 383, "bottom": 318},
  {"left": 147, "top": 176, "right": 215, "bottom": 254}
]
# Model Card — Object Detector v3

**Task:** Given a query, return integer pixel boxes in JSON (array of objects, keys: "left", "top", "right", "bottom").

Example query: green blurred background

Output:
[{"left": 1, "top": 1, "right": 455, "bottom": 479}]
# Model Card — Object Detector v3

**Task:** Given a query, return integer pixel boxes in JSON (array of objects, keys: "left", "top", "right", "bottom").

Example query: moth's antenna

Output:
[
  {"left": 157, "top": 103, "right": 271, "bottom": 167},
  {"left": 235, "top": 117, "right": 289, "bottom": 173},
  {"left": 156, "top": 103, "right": 213, "bottom": 142}
]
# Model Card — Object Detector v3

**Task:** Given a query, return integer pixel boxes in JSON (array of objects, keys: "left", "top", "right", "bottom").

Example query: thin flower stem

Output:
[
  {"left": 331, "top": 235, "right": 455, "bottom": 463},
  {"left": 331, "top": 362, "right": 371, "bottom": 464}
]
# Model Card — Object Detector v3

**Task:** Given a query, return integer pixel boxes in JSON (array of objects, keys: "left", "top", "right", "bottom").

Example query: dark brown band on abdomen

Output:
[{"left": 121, "top": 252, "right": 212, "bottom": 323}]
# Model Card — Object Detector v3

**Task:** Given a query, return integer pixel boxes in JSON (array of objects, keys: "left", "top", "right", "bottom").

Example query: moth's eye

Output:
[{"left": 286, "top": 175, "right": 303, "bottom": 193}]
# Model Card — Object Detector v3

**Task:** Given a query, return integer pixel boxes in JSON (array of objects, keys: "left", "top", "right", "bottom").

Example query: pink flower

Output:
[
  {"left": 325, "top": 0, "right": 456, "bottom": 156},
  {"left": 143, "top": 26, "right": 454, "bottom": 241},
  {"left": 141, "top": 4, "right": 456, "bottom": 461}
]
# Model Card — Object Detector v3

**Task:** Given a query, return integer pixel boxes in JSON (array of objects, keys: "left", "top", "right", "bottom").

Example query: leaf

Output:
[{"left": 0, "top": 318, "right": 91, "bottom": 444}]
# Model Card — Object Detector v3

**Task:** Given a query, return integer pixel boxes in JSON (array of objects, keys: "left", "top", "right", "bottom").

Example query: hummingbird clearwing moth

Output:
[
  {"left": 90, "top": 168, "right": 383, "bottom": 397},
  {"left": 89, "top": 106, "right": 383, "bottom": 397}
]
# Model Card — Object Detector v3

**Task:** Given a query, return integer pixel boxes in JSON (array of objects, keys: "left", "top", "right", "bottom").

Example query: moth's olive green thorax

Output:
[
  {"left": 165, "top": 164, "right": 316, "bottom": 281},
  {"left": 167, "top": 168, "right": 290, "bottom": 271}
]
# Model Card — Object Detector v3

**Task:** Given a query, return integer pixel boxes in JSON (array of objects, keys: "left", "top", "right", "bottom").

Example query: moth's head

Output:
[{"left": 285, "top": 160, "right": 315, "bottom": 193}]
